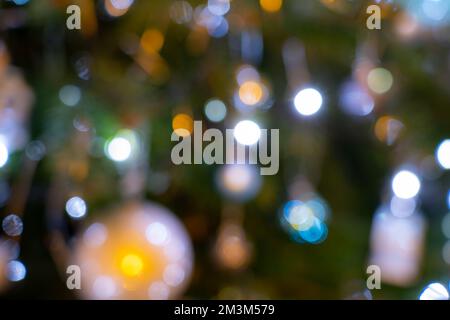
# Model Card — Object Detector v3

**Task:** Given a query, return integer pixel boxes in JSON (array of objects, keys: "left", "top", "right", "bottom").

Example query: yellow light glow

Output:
[
  {"left": 172, "top": 113, "right": 193, "bottom": 137},
  {"left": 260, "top": 0, "right": 283, "bottom": 13},
  {"left": 238, "top": 81, "right": 263, "bottom": 106},
  {"left": 141, "top": 29, "right": 164, "bottom": 54},
  {"left": 120, "top": 254, "right": 144, "bottom": 277}
]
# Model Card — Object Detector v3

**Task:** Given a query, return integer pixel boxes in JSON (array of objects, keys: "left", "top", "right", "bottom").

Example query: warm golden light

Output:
[
  {"left": 172, "top": 113, "right": 193, "bottom": 137},
  {"left": 141, "top": 29, "right": 164, "bottom": 54},
  {"left": 74, "top": 202, "right": 194, "bottom": 299},
  {"left": 260, "top": 0, "right": 283, "bottom": 13},
  {"left": 238, "top": 81, "right": 263, "bottom": 106},
  {"left": 120, "top": 254, "right": 144, "bottom": 277}
]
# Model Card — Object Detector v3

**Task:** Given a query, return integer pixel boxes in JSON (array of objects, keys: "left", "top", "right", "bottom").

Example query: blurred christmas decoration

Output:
[
  {"left": 0, "top": 0, "right": 448, "bottom": 300},
  {"left": 214, "top": 217, "right": 253, "bottom": 271},
  {"left": 280, "top": 194, "right": 330, "bottom": 245},
  {"left": 369, "top": 206, "right": 426, "bottom": 287},
  {"left": 73, "top": 201, "right": 193, "bottom": 300}
]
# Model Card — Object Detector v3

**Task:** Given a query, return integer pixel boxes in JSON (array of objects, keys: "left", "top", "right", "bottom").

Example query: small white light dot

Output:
[
  {"left": 106, "top": 137, "right": 132, "bottom": 162},
  {"left": 65, "top": 196, "right": 87, "bottom": 219},
  {"left": 391, "top": 170, "right": 421, "bottom": 199},
  {"left": 146, "top": 222, "right": 169, "bottom": 246},
  {"left": 436, "top": 139, "right": 450, "bottom": 169},
  {"left": 294, "top": 88, "right": 323, "bottom": 116},
  {"left": 233, "top": 120, "right": 261, "bottom": 146}
]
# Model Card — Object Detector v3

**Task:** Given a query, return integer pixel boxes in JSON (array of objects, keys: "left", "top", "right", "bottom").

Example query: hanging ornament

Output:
[
  {"left": 213, "top": 219, "right": 252, "bottom": 271},
  {"left": 368, "top": 205, "right": 426, "bottom": 287},
  {"left": 73, "top": 201, "right": 193, "bottom": 300}
]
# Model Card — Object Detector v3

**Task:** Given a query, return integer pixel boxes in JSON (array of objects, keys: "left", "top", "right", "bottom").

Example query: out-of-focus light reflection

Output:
[
  {"left": 442, "top": 212, "right": 450, "bottom": 238},
  {"left": 148, "top": 281, "right": 170, "bottom": 300},
  {"left": 369, "top": 208, "right": 425, "bottom": 286},
  {"left": 394, "top": 11, "right": 420, "bottom": 39},
  {"left": 105, "top": 0, "right": 132, "bottom": 17},
  {"left": 140, "top": 29, "right": 164, "bottom": 54},
  {"left": 298, "top": 217, "right": 328, "bottom": 244},
  {"left": 107, "top": 137, "right": 132, "bottom": 162},
  {"left": 339, "top": 81, "right": 374, "bottom": 116},
  {"left": 83, "top": 223, "right": 108, "bottom": 248},
  {"left": 170, "top": 1, "right": 193, "bottom": 24},
  {"left": 120, "top": 253, "right": 144, "bottom": 277},
  {"left": 25, "top": 140, "right": 46, "bottom": 161},
  {"left": 146, "top": 222, "right": 169, "bottom": 246},
  {"left": 172, "top": 113, "right": 193, "bottom": 138},
  {"left": 66, "top": 196, "right": 87, "bottom": 219},
  {"left": 105, "top": 130, "right": 138, "bottom": 162},
  {"left": 233, "top": 120, "right": 261, "bottom": 146},
  {"left": 216, "top": 165, "right": 261, "bottom": 202},
  {"left": 238, "top": 81, "right": 263, "bottom": 106},
  {"left": 92, "top": 276, "right": 117, "bottom": 299},
  {"left": 110, "top": 0, "right": 134, "bottom": 10},
  {"left": 374, "top": 116, "right": 403, "bottom": 145},
  {"left": 12, "top": 0, "right": 29, "bottom": 5},
  {"left": 422, "top": 0, "right": 449, "bottom": 21},
  {"left": 214, "top": 221, "right": 252, "bottom": 270},
  {"left": 74, "top": 202, "right": 193, "bottom": 300},
  {"left": 281, "top": 195, "right": 330, "bottom": 245},
  {"left": 293, "top": 88, "right": 323, "bottom": 116},
  {"left": 195, "top": 6, "right": 229, "bottom": 38},
  {"left": 442, "top": 240, "right": 450, "bottom": 264},
  {"left": 436, "top": 139, "right": 450, "bottom": 169},
  {"left": 283, "top": 200, "right": 315, "bottom": 231},
  {"left": 447, "top": 190, "right": 450, "bottom": 210},
  {"left": 260, "top": 0, "right": 283, "bottom": 13},
  {"left": 0, "top": 139, "right": 8, "bottom": 168},
  {"left": 236, "top": 65, "right": 260, "bottom": 85},
  {"left": 391, "top": 170, "right": 421, "bottom": 199},
  {"left": 207, "top": 0, "right": 230, "bottom": 16},
  {"left": 367, "top": 68, "right": 393, "bottom": 94},
  {"left": 390, "top": 196, "right": 416, "bottom": 218},
  {"left": 59, "top": 85, "right": 81, "bottom": 107},
  {"left": 6, "top": 260, "right": 26, "bottom": 282},
  {"left": 419, "top": 282, "right": 449, "bottom": 300},
  {"left": 204, "top": 99, "right": 227, "bottom": 122},
  {"left": 2, "top": 214, "right": 23, "bottom": 237}
]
